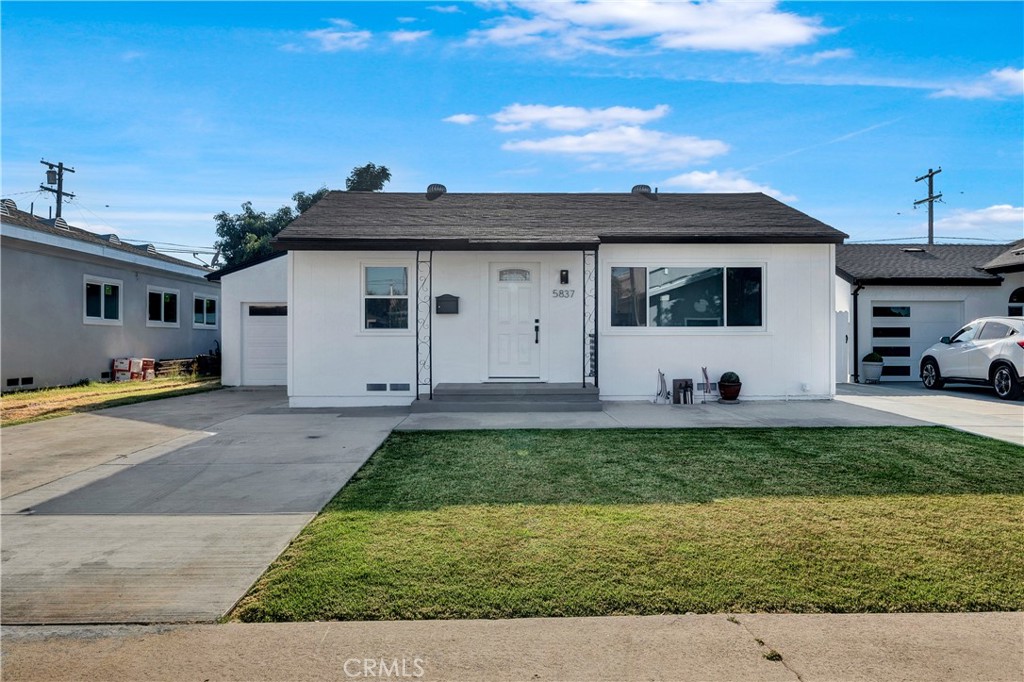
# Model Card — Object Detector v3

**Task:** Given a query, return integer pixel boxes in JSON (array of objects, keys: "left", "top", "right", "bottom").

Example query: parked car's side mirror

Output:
[{"left": 940, "top": 336, "right": 951, "bottom": 344}]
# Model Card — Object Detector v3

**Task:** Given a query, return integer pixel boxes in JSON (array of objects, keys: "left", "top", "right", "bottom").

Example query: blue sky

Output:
[{"left": 2, "top": 1, "right": 1022, "bottom": 261}]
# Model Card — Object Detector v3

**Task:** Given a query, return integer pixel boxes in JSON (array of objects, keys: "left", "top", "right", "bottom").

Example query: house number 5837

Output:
[{"left": 552, "top": 289, "right": 575, "bottom": 298}]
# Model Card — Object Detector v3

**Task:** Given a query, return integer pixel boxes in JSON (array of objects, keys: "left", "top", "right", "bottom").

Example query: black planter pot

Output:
[{"left": 719, "top": 382, "right": 742, "bottom": 401}]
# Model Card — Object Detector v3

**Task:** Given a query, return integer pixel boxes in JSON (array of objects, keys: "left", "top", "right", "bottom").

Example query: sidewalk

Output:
[{"left": 4, "top": 612, "right": 1022, "bottom": 681}]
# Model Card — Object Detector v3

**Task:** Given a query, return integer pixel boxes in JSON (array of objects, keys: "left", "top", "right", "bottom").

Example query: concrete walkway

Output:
[
  {"left": 4, "top": 612, "right": 1022, "bottom": 681},
  {"left": 836, "top": 382, "right": 1024, "bottom": 445}
]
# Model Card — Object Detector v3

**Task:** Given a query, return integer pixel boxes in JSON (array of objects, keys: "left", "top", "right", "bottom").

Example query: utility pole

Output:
[
  {"left": 914, "top": 167, "right": 942, "bottom": 245},
  {"left": 39, "top": 159, "right": 75, "bottom": 219}
]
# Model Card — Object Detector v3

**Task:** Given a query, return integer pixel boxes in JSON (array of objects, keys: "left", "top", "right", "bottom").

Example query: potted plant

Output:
[
  {"left": 861, "top": 352, "right": 884, "bottom": 384},
  {"left": 719, "top": 371, "right": 742, "bottom": 402}
]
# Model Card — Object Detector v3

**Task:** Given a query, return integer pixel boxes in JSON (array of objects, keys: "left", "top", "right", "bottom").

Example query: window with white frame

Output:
[
  {"left": 363, "top": 266, "right": 409, "bottom": 330},
  {"left": 83, "top": 276, "right": 123, "bottom": 325},
  {"left": 610, "top": 265, "right": 764, "bottom": 328},
  {"left": 193, "top": 295, "right": 218, "bottom": 328},
  {"left": 147, "top": 286, "right": 179, "bottom": 327}
]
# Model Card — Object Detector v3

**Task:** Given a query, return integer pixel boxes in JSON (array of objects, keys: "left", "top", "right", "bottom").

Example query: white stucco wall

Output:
[
  {"left": 289, "top": 243, "right": 837, "bottom": 407},
  {"left": 598, "top": 243, "right": 836, "bottom": 401},
  {"left": 837, "top": 272, "right": 1024, "bottom": 382},
  {"left": 219, "top": 255, "right": 288, "bottom": 386},
  {"left": 288, "top": 250, "right": 587, "bottom": 407}
]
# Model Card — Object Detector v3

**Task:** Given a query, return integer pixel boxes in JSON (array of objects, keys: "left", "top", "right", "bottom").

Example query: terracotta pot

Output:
[{"left": 719, "top": 382, "right": 742, "bottom": 401}]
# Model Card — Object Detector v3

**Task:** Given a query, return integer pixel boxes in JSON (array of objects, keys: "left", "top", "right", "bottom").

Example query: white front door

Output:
[{"left": 489, "top": 263, "right": 541, "bottom": 378}]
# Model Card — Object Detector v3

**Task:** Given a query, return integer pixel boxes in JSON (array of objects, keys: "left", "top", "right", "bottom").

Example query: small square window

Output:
[
  {"left": 193, "top": 295, "right": 218, "bottom": 328},
  {"left": 363, "top": 266, "right": 410, "bottom": 330},
  {"left": 147, "top": 287, "right": 179, "bottom": 327},
  {"left": 84, "top": 276, "right": 122, "bottom": 325}
]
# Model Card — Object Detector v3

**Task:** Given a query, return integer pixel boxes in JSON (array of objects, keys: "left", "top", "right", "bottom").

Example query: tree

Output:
[
  {"left": 214, "top": 186, "right": 329, "bottom": 267},
  {"left": 345, "top": 163, "right": 391, "bottom": 192}
]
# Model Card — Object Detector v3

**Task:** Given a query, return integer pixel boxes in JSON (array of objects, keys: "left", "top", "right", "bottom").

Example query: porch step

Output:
[{"left": 411, "top": 383, "right": 602, "bottom": 413}]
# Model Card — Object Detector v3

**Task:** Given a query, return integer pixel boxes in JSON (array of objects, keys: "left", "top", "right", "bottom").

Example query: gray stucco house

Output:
[{"left": 0, "top": 200, "right": 221, "bottom": 391}]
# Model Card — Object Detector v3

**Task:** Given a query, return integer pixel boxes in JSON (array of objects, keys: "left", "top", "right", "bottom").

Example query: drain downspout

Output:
[{"left": 851, "top": 283, "right": 864, "bottom": 383}]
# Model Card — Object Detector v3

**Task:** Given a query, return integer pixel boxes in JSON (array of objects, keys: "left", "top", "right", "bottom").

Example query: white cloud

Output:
[
  {"left": 304, "top": 22, "right": 372, "bottom": 52},
  {"left": 469, "top": 0, "right": 832, "bottom": 55},
  {"left": 428, "top": 5, "right": 463, "bottom": 13},
  {"left": 120, "top": 50, "right": 145, "bottom": 62},
  {"left": 787, "top": 48, "right": 853, "bottom": 66},
  {"left": 662, "top": 170, "right": 794, "bottom": 201},
  {"left": 443, "top": 113, "right": 480, "bottom": 124},
  {"left": 389, "top": 30, "right": 432, "bottom": 43},
  {"left": 932, "top": 67, "right": 1024, "bottom": 100},
  {"left": 491, "top": 103, "right": 670, "bottom": 132},
  {"left": 934, "top": 205, "right": 1024, "bottom": 232},
  {"left": 502, "top": 125, "right": 728, "bottom": 168},
  {"left": 396, "top": 16, "right": 418, "bottom": 24}
]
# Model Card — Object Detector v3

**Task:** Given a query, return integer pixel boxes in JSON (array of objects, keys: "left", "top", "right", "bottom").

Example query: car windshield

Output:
[{"left": 950, "top": 325, "right": 976, "bottom": 343}]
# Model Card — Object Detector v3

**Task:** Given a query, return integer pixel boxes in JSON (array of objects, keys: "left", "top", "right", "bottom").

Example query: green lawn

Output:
[{"left": 233, "top": 427, "right": 1024, "bottom": 622}]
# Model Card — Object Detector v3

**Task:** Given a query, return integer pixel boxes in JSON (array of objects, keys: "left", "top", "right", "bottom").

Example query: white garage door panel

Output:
[
  {"left": 243, "top": 304, "right": 287, "bottom": 385},
  {"left": 872, "top": 301, "right": 963, "bottom": 381}
]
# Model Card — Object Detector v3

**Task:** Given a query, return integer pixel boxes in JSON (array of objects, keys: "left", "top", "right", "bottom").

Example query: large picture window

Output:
[
  {"left": 611, "top": 265, "right": 763, "bottom": 328},
  {"left": 84, "top": 276, "right": 122, "bottom": 325},
  {"left": 363, "top": 266, "right": 409, "bottom": 330},
  {"left": 147, "top": 286, "right": 179, "bottom": 327}
]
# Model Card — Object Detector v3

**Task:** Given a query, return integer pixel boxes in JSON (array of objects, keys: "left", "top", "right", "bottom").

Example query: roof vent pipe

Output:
[
  {"left": 426, "top": 183, "right": 447, "bottom": 200},
  {"left": 631, "top": 184, "right": 657, "bottom": 200}
]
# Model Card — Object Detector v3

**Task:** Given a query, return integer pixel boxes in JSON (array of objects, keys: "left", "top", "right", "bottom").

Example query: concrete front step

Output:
[
  {"left": 410, "top": 399, "right": 603, "bottom": 413},
  {"left": 413, "top": 383, "right": 602, "bottom": 413}
]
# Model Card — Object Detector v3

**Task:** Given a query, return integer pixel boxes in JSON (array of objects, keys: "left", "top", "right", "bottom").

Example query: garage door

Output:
[
  {"left": 871, "top": 301, "right": 963, "bottom": 381},
  {"left": 242, "top": 304, "right": 287, "bottom": 385}
]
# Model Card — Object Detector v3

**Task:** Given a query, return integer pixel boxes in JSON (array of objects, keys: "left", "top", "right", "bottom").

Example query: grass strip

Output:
[{"left": 1, "top": 378, "right": 221, "bottom": 427}]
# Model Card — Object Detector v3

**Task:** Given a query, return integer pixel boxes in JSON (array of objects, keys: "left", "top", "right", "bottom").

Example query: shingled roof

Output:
[
  {"left": 273, "top": 191, "right": 847, "bottom": 250},
  {"left": 836, "top": 243, "right": 1008, "bottom": 285},
  {"left": 1, "top": 203, "right": 210, "bottom": 273},
  {"left": 982, "top": 239, "right": 1024, "bottom": 274}
]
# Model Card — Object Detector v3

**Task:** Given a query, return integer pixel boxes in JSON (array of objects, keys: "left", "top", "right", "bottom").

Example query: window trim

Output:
[
  {"left": 83, "top": 275, "right": 123, "bottom": 326},
  {"left": 192, "top": 294, "right": 219, "bottom": 329},
  {"left": 605, "top": 262, "right": 767, "bottom": 334},
  {"left": 359, "top": 262, "right": 413, "bottom": 335},
  {"left": 146, "top": 286, "right": 180, "bottom": 328}
]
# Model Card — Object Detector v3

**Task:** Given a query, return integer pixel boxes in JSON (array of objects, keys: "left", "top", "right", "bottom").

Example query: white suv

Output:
[{"left": 920, "top": 316, "right": 1024, "bottom": 400}]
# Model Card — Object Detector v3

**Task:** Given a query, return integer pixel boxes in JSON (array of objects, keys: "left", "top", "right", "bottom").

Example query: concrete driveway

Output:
[
  {"left": 836, "top": 382, "right": 1024, "bottom": 445},
  {"left": 1, "top": 388, "right": 404, "bottom": 624}
]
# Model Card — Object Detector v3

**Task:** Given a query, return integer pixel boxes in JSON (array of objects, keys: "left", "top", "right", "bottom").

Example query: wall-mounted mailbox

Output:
[{"left": 435, "top": 294, "right": 459, "bottom": 314}]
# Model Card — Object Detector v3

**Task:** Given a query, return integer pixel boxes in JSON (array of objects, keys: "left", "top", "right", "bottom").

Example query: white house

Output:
[
  {"left": 835, "top": 241, "right": 1024, "bottom": 383},
  {"left": 206, "top": 252, "right": 288, "bottom": 386},
  {"left": 261, "top": 188, "right": 847, "bottom": 408},
  {"left": 1, "top": 200, "right": 220, "bottom": 391}
]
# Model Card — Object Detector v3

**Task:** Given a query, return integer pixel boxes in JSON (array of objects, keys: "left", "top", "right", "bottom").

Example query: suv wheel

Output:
[
  {"left": 992, "top": 364, "right": 1023, "bottom": 400},
  {"left": 921, "top": 359, "right": 945, "bottom": 390}
]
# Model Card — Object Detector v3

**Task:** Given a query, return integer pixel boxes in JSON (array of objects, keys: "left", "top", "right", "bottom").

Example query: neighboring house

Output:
[
  {"left": 206, "top": 251, "right": 288, "bottom": 386},
  {"left": 835, "top": 241, "right": 1024, "bottom": 383},
  {"left": 258, "top": 188, "right": 846, "bottom": 407},
  {"left": 0, "top": 200, "right": 221, "bottom": 391}
]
